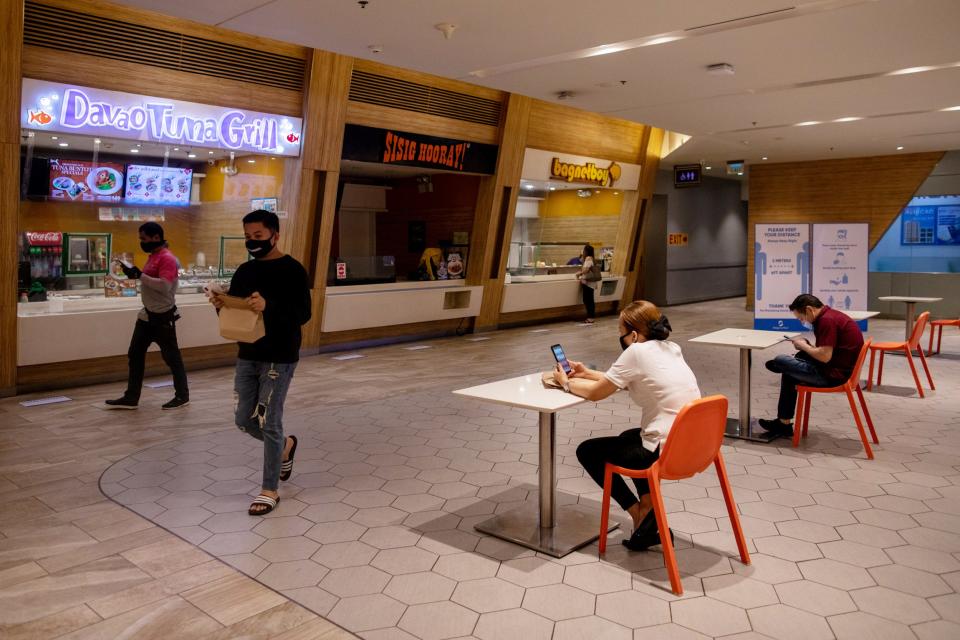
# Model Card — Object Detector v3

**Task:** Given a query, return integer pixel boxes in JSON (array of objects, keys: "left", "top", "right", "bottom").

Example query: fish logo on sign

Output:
[
  {"left": 286, "top": 133, "right": 300, "bottom": 143},
  {"left": 29, "top": 109, "right": 52, "bottom": 125}
]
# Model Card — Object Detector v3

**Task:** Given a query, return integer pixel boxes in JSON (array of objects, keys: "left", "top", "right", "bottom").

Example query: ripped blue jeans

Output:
[{"left": 234, "top": 359, "right": 297, "bottom": 492}]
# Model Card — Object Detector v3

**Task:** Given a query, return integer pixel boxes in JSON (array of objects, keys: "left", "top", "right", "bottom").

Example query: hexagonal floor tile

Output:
[
  {"left": 372, "top": 547, "right": 439, "bottom": 575},
  {"left": 451, "top": 577, "right": 524, "bottom": 613},
  {"left": 327, "top": 594, "right": 406, "bottom": 632},
  {"left": 320, "top": 565, "right": 391, "bottom": 597},
  {"left": 474, "top": 608, "right": 554, "bottom": 640},
  {"left": 524, "top": 583, "right": 596, "bottom": 621},
  {"left": 257, "top": 559, "right": 328, "bottom": 591},
  {"left": 398, "top": 601, "right": 478, "bottom": 640},
  {"left": 384, "top": 571, "right": 457, "bottom": 605},
  {"left": 671, "top": 596, "right": 751, "bottom": 637}
]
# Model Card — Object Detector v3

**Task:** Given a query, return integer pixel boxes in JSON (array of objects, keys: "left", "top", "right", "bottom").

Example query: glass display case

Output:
[
  {"left": 219, "top": 236, "right": 250, "bottom": 278},
  {"left": 63, "top": 232, "right": 111, "bottom": 276}
]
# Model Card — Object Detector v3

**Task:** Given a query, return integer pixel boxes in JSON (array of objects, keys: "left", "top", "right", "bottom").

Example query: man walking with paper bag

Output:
[{"left": 211, "top": 210, "right": 311, "bottom": 516}]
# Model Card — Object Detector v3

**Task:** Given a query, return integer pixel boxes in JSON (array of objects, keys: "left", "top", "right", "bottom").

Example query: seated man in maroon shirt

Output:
[{"left": 759, "top": 294, "right": 864, "bottom": 437}]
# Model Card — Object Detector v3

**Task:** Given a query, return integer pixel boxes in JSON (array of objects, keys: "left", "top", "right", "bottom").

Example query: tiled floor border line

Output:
[{"left": 95, "top": 427, "right": 364, "bottom": 638}]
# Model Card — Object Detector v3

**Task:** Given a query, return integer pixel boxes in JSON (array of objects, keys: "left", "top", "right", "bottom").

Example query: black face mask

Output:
[
  {"left": 246, "top": 236, "right": 274, "bottom": 259},
  {"left": 140, "top": 240, "right": 163, "bottom": 253},
  {"left": 619, "top": 333, "right": 632, "bottom": 351}
]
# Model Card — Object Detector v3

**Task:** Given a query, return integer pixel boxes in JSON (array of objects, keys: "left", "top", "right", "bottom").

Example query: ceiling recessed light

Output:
[
  {"left": 705, "top": 166, "right": 712, "bottom": 170},
  {"left": 187, "top": 153, "right": 197, "bottom": 158},
  {"left": 833, "top": 116, "right": 862, "bottom": 123},
  {"left": 94, "top": 138, "right": 101, "bottom": 144},
  {"left": 130, "top": 148, "right": 139, "bottom": 153},
  {"left": 796, "top": 121, "right": 821, "bottom": 127},
  {"left": 897, "top": 146, "right": 904, "bottom": 150},
  {"left": 173, "top": 147, "right": 180, "bottom": 151},
  {"left": 58, "top": 142, "right": 68, "bottom": 147},
  {"left": 51, "top": 135, "right": 58, "bottom": 140},
  {"left": 208, "top": 150, "right": 214, "bottom": 155},
  {"left": 941, "top": 106, "right": 960, "bottom": 111},
  {"left": 549, "top": 187, "right": 556, "bottom": 191},
  {"left": 247, "top": 159, "right": 256, "bottom": 164},
  {"left": 761, "top": 156, "right": 768, "bottom": 160}
]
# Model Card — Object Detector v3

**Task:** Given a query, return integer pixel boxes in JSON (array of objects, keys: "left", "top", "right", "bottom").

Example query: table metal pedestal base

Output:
[
  {"left": 724, "top": 417, "right": 781, "bottom": 443},
  {"left": 474, "top": 502, "right": 618, "bottom": 558}
]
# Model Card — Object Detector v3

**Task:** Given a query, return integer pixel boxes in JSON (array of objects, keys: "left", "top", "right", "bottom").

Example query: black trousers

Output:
[
  {"left": 125, "top": 318, "right": 189, "bottom": 401},
  {"left": 576, "top": 428, "right": 660, "bottom": 511},
  {"left": 581, "top": 284, "right": 596, "bottom": 319}
]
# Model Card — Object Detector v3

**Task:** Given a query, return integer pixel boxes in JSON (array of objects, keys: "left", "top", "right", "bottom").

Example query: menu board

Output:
[
  {"left": 125, "top": 165, "right": 193, "bottom": 206},
  {"left": 49, "top": 159, "right": 124, "bottom": 202}
]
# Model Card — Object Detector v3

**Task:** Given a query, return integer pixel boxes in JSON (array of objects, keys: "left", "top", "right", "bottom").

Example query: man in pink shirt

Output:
[{"left": 106, "top": 222, "right": 190, "bottom": 410}]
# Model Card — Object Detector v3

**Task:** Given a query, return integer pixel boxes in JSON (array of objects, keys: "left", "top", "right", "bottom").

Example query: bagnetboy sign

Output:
[
  {"left": 550, "top": 158, "right": 621, "bottom": 187},
  {"left": 21, "top": 79, "right": 303, "bottom": 157}
]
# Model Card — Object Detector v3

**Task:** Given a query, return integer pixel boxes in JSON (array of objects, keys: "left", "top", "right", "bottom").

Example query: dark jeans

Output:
[
  {"left": 576, "top": 428, "right": 660, "bottom": 511},
  {"left": 766, "top": 354, "right": 840, "bottom": 421},
  {"left": 125, "top": 318, "right": 189, "bottom": 401},
  {"left": 234, "top": 359, "right": 297, "bottom": 492},
  {"left": 581, "top": 284, "right": 596, "bottom": 319}
]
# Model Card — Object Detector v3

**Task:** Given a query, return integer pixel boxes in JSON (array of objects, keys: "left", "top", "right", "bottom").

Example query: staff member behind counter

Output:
[{"left": 105, "top": 222, "right": 190, "bottom": 410}]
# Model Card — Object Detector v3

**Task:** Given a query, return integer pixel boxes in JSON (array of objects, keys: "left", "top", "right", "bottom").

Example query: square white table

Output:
[
  {"left": 453, "top": 374, "right": 618, "bottom": 557},
  {"left": 842, "top": 310, "right": 880, "bottom": 321},
  {"left": 689, "top": 328, "right": 800, "bottom": 443},
  {"left": 878, "top": 296, "right": 943, "bottom": 340}
]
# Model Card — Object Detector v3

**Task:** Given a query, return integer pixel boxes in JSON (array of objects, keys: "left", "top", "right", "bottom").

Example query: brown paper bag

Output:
[{"left": 218, "top": 295, "right": 265, "bottom": 343}]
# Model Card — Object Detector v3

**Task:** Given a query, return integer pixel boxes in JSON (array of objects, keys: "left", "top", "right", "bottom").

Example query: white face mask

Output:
[{"left": 801, "top": 320, "right": 813, "bottom": 330}]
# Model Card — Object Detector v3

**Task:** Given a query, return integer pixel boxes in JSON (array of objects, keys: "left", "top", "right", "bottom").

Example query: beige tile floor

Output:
[{"left": 2, "top": 298, "right": 959, "bottom": 639}]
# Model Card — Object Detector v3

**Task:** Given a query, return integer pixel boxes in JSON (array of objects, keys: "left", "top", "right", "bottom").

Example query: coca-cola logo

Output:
[{"left": 25, "top": 231, "right": 63, "bottom": 245}]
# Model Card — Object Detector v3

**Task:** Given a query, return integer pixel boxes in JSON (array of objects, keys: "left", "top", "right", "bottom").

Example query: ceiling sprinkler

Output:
[
  {"left": 357, "top": 1, "right": 369, "bottom": 8},
  {"left": 556, "top": 90, "right": 575, "bottom": 100},
  {"left": 435, "top": 23, "right": 457, "bottom": 39}
]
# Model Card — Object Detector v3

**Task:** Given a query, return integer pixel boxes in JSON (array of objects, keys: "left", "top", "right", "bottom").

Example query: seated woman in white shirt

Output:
[{"left": 553, "top": 300, "right": 701, "bottom": 551}]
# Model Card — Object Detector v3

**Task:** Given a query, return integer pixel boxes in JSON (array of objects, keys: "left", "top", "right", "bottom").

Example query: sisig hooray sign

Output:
[{"left": 21, "top": 79, "right": 303, "bottom": 157}]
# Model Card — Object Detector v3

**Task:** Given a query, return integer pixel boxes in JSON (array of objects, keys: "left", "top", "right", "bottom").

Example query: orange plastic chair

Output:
[
  {"left": 928, "top": 318, "right": 960, "bottom": 355},
  {"left": 598, "top": 395, "right": 749, "bottom": 595},
  {"left": 867, "top": 311, "right": 935, "bottom": 398},
  {"left": 794, "top": 339, "right": 878, "bottom": 459}
]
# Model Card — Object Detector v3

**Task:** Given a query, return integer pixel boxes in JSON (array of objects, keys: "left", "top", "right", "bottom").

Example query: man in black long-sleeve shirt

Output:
[{"left": 212, "top": 209, "right": 311, "bottom": 515}]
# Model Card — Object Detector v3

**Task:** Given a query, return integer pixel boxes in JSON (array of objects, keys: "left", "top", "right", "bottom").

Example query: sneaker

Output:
[
  {"left": 162, "top": 397, "right": 190, "bottom": 410},
  {"left": 105, "top": 397, "right": 138, "bottom": 410},
  {"left": 758, "top": 418, "right": 793, "bottom": 437}
]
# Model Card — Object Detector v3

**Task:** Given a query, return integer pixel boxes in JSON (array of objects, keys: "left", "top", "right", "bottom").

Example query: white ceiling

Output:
[{"left": 113, "top": 0, "right": 960, "bottom": 174}]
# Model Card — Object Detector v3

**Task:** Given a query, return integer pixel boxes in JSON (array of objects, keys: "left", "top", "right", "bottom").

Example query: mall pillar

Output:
[
  {"left": 471, "top": 94, "right": 531, "bottom": 331},
  {"left": 288, "top": 50, "right": 352, "bottom": 349},
  {"left": 0, "top": 0, "right": 24, "bottom": 396},
  {"left": 620, "top": 127, "right": 664, "bottom": 307}
]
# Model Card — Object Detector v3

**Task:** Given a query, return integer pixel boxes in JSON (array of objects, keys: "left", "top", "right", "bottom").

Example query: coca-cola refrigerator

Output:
[{"left": 22, "top": 231, "right": 65, "bottom": 285}]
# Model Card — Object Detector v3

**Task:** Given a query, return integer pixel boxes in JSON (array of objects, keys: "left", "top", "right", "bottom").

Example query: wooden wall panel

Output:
[
  {"left": 526, "top": 100, "right": 648, "bottom": 164},
  {"left": 22, "top": 46, "right": 303, "bottom": 115},
  {"left": 621, "top": 126, "right": 662, "bottom": 306},
  {"left": 0, "top": 0, "right": 23, "bottom": 396},
  {"left": 473, "top": 94, "right": 531, "bottom": 329},
  {"left": 285, "top": 51, "right": 353, "bottom": 349},
  {"left": 32, "top": 0, "right": 310, "bottom": 59},
  {"left": 352, "top": 59, "right": 505, "bottom": 102},
  {"left": 746, "top": 152, "right": 944, "bottom": 308},
  {"left": 346, "top": 102, "right": 500, "bottom": 145}
]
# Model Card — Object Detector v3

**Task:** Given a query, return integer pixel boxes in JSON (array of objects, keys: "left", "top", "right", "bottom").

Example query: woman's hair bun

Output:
[{"left": 648, "top": 314, "right": 672, "bottom": 340}]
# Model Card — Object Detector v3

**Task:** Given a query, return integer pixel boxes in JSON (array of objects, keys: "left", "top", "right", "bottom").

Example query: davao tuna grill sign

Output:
[{"left": 383, "top": 131, "right": 469, "bottom": 171}]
